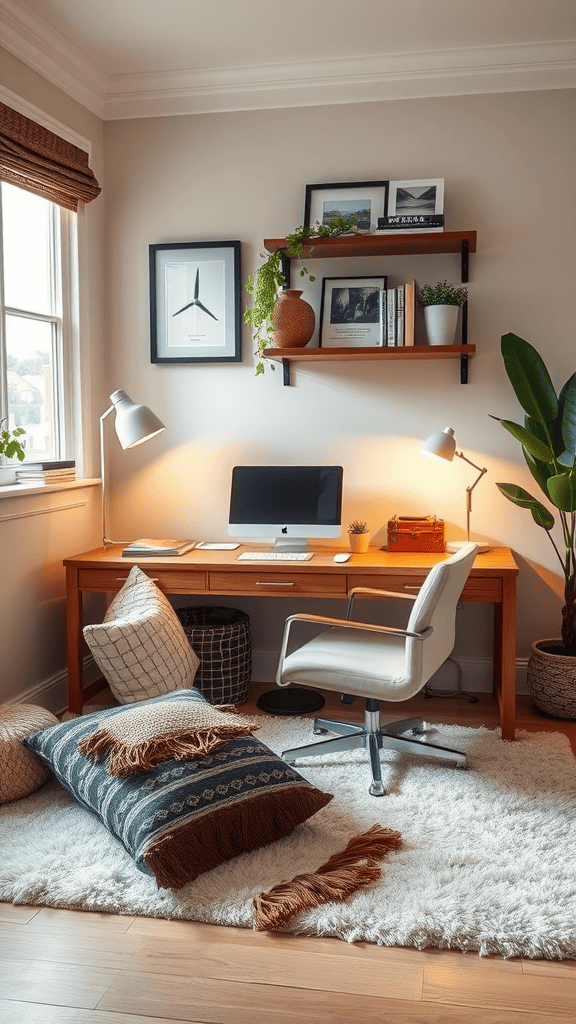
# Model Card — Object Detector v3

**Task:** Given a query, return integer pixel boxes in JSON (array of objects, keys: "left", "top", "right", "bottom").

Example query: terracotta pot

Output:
[
  {"left": 271, "top": 289, "right": 315, "bottom": 348},
  {"left": 526, "top": 638, "right": 576, "bottom": 719},
  {"left": 348, "top": 532, "right": 370, "bottom": 553},
  {"left": 423, "top": 304, "right": 459, "bottom": 346}
]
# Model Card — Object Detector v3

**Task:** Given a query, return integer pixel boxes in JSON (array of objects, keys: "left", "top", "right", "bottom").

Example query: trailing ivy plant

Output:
[
  {"left": 245, "top": 216, "right": 357, "bottom": 375},
  {"left": 0, "top": 418, "right": 26, "bottom": 463}
]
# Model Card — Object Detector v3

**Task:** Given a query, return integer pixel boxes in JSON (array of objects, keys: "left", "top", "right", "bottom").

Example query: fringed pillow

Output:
[
  {"left": 23, "top": 688, "right": 333, "bottom": 890},
  {"left": 78, "top": 698, "right": 260, "bottom": 777}
]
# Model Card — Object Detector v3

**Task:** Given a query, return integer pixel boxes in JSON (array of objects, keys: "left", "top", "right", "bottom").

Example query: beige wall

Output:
[
  {"left": 102, "top": 89, "right": 575, "bottom": 687},
  {"left": 0, "top": 48, "right": 105, "bottom": 707}
]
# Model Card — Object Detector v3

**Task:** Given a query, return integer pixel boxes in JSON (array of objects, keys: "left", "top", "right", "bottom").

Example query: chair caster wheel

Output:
[
  {"left": 411, "top": 722, "right": 429, "bottom": 736},
  {"left": 313, "top": 727, "right": 328, "bottom": 735},
  {"left": 369, "top": 782, "right": 386, "bottom": 797}
]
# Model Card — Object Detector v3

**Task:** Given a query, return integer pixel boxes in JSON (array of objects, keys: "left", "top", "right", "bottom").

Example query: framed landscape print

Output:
[
  {"left": 387, "top": 179, "right": 444, "bottom": 217},
  {"left": 150, "top": 241, "right": 241, "bottom": 363},
  {"left": 304, "top": 181, "right": 389, "bottom": 234},
  {"left": 319, "top": 275, "right": 387, "bottom": 348}
]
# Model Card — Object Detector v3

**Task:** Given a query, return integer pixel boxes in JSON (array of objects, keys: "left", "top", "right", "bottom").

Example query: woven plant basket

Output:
[
  {"left": 526, "top": 638, "right": 576, "bottom": 719},
  {"left": 176, "top": 606, "right": 252, "bottom": 706}
]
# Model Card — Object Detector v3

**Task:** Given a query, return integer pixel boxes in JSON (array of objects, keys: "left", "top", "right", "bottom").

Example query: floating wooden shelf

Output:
[
  {"left": 263, "top": 230, "right": 477, "bottom": 261},
  {"left": 263, "top": 345, "right": 476, "bottom": 385}
]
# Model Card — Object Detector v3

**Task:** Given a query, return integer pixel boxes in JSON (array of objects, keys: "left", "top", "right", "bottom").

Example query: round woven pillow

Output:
[{"left": 0, "top": 704, "right": 59, "bottom": 805}]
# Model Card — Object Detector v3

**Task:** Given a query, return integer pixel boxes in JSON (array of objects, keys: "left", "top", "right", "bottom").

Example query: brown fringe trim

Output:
[
  {"left": 252, "top": 824, "right": 402, "bottom": 931},
  {"left": 77, "top": 723, "right": 258, "bottom": 778},
  {"left": 143, "top": 784, "right": 333, "bottom": 890}
]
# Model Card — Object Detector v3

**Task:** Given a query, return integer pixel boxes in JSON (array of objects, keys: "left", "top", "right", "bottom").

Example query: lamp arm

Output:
[
  {"left": 455, "top": 450, "right": 488, "bottom": 541},
  {"left": 100, "top": 405, "right": 128, "bottom": 547}
]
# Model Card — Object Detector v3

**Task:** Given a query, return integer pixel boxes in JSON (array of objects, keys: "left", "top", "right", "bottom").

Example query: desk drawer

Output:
[
  {"left": 348, "top": 574, "right": 502, "bottom": 602},
  {"left": 209, "top": 571, "right": 348, "bottom": 597},
  {"left": 78, "top": 568, "right": 207, "bottom": 593}
]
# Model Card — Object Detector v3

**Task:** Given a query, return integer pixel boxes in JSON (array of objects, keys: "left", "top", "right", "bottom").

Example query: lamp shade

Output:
[
  {"left": 109, "top": 389, "right": 165, "bottom": 450},
  {"left": 420, "top": 426, "right": 456, "bottom": 463}
]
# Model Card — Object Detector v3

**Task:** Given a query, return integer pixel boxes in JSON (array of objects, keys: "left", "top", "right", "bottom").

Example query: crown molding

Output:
[
  {"left": 1, "top": 0, "right": 574, "bottom": 122},
  {"left": 0, "top": 0, "right": 106, "bottom": 117}
]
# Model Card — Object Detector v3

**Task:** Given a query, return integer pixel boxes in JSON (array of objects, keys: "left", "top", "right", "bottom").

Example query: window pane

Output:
[
  {"left": 2, "top": 182, "right": 52, "bottom": 314},
  {"left": 6, "top": 315, "right": 55, "bottom": 460}
]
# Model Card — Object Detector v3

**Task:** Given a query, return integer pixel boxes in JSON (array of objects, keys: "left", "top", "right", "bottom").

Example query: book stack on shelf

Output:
[
  {"left": 379, "top": 280, "right": 418, "bottom": 347},
  {"left": 376, "top": 214, "right": 444, "bottom": 234},
  {"left": 16, "top": 460, "right": 76, "bottom": 484}
]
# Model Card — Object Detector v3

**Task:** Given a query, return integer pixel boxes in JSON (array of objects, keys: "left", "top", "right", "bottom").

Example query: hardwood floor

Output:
[{"left": 2, "top": 682, "right": 575, "bottom": 1023}]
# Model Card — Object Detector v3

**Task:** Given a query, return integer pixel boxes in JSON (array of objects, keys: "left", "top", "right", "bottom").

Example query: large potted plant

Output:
[
  {"left": 0, "top": 418, "right": 26, "bottom": 485},
  {"left": 244, "top": 216, "right": 357, "bottom": 375},
  {"left": 493, "top": 331, "right": 576, "bottom": 717},
  {"left": 419, "top": 280, "right": 468, "bottom": 346}
]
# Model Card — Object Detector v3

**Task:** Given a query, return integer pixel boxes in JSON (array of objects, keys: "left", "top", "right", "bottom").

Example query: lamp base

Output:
[{"left": 446, "top": 540, "right": 489, "bottom": 553}]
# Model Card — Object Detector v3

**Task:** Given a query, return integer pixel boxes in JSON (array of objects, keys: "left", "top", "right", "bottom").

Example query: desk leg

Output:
[
  {"left": 493, "top": 576, "right": 517, "bottom": 740},
  {"left": 66, "top": 565, "right": 84, "bottom": 715}
]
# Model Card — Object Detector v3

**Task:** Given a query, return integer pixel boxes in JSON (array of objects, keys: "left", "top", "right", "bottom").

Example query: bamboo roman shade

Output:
[{"left": 0, "top": 103, "right": 101, "bottom": 211}]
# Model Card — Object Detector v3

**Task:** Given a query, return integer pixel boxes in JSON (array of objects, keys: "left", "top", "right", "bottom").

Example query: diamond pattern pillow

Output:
[
  {"left": 23, "top": 688, "right": 333, "bottom": 890},
  {"left": 83, "top": 565, "right": 200, "bottom": 704}
]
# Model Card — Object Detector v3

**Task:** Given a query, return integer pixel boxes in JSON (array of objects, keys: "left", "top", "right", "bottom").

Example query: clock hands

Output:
[{"left": 172, "top": 268, "right": 218, "bottom": 321}]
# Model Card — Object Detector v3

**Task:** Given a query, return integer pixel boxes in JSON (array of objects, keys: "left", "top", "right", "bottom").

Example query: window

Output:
[{"left": 0, "top": 180, "right": 78, "bottom": 463}]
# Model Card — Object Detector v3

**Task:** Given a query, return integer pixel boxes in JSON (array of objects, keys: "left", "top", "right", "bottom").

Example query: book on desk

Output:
[{"left": 122, "top": 539, "right": 196, "bottom": 557}]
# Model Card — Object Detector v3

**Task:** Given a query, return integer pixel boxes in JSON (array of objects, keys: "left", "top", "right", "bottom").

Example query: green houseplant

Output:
[
  {"left": 244, "top": 216, "right": 357, "bottom": 375},
  {"left": 493, "top": 332, "right": 576, "bottom": 716},
  {"left": 0, "top": 418, "right": 26, "bottom": 483},
  {"left": 419, "top": 280, "right": 468, "bottom": 348},
  {"left": 347, "top": 519, "right": 370, "bottom": 553}
]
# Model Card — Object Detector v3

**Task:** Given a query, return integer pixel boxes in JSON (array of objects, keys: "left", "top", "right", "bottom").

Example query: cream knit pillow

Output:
[{"left": 83, "top": 566, "right": 200, "bottom": 704}]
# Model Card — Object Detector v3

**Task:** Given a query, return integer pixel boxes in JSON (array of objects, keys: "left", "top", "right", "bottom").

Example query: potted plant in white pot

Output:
[
  {"left": 492, "top": 331, "right": 576, "bottom": 718},
  {"left": 419, "top": 279, "right": 468, "bottom": 346},
  {"left": 0, "top": 418, "right": 26, "bottom": 485},
  {"left": 347, "top": 519, "right": 370, "bottom": 553}
]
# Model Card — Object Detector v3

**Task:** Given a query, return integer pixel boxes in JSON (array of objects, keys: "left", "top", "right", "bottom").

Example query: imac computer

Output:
[{"left": 228, "top": 465, "right": 343, "bottom": 551}]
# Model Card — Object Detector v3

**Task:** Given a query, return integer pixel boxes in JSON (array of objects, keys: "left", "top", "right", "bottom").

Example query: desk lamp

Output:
[
  {"left": 420, "top": 426, "right": 488, "bottom": 553},
  {"left": 100, "top": 389, "right": 165, "bottom": 546}
]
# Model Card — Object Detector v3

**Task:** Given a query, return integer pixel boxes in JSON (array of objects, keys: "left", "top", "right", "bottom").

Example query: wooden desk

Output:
[{"left": 64, "top": 545, "right": 519, "bottom": 738}]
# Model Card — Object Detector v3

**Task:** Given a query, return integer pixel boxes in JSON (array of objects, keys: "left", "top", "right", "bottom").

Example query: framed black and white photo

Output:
[
  {"left": 387, "top": 179, "right": 444, "bottom": 218},
  {"left": 319, "top": 275, "right": 387, "bottom": 348},
  {"left": 150, "top": 241, "right": 241, "bottom": 363},
  {"left": 304, "top": 181, "right": 389, "bottom": 234}
]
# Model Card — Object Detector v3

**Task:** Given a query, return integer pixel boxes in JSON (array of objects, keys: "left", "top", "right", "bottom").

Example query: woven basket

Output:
[
  {"left": 527, "top": 638, "right": 576, "bottom": 719},
  {"left": 176, "top": 606, "right": 252, "bottom": 705}
]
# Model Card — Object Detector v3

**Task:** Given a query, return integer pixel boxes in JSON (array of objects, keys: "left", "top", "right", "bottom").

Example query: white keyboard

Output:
[{"left": 236, "top": 551, "right": 313, "bottom": 561}]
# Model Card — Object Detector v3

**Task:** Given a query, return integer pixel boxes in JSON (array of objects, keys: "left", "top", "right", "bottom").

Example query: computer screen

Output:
[{"left": 228, "top": 465, "right": 343, "bottom": 551}]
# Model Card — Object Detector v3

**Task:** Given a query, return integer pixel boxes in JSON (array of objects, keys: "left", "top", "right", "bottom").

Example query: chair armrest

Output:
[
  {"left": 275, "top": 612, "right": 432, "bottom": 686},
  {"left": 346, "top": 586, "right": 417, "bottom": 620}
]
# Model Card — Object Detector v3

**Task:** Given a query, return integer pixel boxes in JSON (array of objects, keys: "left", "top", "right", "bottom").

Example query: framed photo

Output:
[
  {"left": 150, "top": 241, "right": 241, "bottom": 363},
  {"left": 319, "top": 276, "right": 387, "bottom": 348},
  {"left": 387, "top": 179, "right": 444, "bottom": 218},
  {"left": 304, "top": 181, "right": 389, "bottom": 234}
]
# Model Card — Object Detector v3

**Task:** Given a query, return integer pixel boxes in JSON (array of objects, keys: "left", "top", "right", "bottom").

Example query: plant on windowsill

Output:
[
  {"left": 492, "top": 331, "right": 576, "bottom": 718},
  {"left": 347, "top": 519, "right": 370, "bottom": 553},
  {"left": 419, "top": 280, "right": 468, "bottom": 347},
  {"left": 0, "top": 418, "right": 26, "bottom": 485},
  {"left": 245, "top": 216, "right": 358, "bottom": 375}
]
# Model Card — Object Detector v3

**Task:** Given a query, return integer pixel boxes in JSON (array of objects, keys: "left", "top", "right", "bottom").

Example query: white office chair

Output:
[{"left": 276, "top": 542, "right": 478, "bottom": 795}]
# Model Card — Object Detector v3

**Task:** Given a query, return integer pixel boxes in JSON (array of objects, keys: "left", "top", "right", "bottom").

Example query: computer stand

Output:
[{"left": 256, "top": 687, "right": 326, "bottom": 715}]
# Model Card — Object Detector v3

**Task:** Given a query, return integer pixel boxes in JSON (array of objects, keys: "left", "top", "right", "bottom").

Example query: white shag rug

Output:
[{"left": 1, "top": 715, "right": 576, "bottom": 960}]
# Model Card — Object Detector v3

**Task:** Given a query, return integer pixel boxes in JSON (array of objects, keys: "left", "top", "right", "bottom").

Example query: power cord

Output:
[{"left": 424, "top": 656, "right": 479, "bottom": 703}]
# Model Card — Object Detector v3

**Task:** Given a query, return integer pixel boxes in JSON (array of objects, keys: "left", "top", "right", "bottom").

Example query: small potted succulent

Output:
[
  {"left": 0, "top": 418, "right": 26, "bottom": 485},
  {"left": 347, "top": 519, "right": 370, "bottom": 553},
  {"left": 419, "top": 279, "right": 468, "bottom": 347}
]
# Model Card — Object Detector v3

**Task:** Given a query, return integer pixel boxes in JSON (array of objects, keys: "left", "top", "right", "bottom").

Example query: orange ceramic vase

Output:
[{"left": 271, "top": 289, "right": 315, "bottom": 348}]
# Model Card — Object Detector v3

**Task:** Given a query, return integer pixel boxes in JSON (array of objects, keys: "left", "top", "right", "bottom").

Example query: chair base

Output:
[{"left": 282, "top": 702, "right": 468, "bottom": 796}]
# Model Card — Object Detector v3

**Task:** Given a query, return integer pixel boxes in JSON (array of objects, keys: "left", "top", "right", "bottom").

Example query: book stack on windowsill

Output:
[{"left": 15, "top": 460, "right": 76, "bottom": 483}]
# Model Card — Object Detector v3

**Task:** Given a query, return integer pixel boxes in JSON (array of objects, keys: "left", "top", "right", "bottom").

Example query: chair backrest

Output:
[{"left": 404, "top": 542, "right": 478, "bottom": 691}]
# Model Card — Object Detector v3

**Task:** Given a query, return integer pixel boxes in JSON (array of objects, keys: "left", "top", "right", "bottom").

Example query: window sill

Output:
[{"left": 0, "top": 477, "right": 100, "bottom": 499}]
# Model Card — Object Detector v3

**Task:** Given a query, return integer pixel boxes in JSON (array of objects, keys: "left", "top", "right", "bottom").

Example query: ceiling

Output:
[{"left": 1, "top": 0, "right": 575, "bottom": 119}]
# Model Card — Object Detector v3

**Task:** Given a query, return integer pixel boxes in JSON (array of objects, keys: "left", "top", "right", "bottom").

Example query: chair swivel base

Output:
[{"left": 282, "top": 706, "right": 468, "bottom": 796}]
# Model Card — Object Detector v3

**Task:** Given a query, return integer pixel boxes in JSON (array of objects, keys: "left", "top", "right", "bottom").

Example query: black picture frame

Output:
[
  {"left": 150, "top": 240, "right": 241, "bottom": 364},
  {"left": 304, "top": 181, "right": 389, "bottom": 234},
  {"left": 319, "top": 275, "right": 387, "bottom": 348}
]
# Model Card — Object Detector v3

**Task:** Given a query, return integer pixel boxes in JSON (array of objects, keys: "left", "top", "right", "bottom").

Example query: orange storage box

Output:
[{"left": 387, "top": 516, "right": 445, "bottom": 553}]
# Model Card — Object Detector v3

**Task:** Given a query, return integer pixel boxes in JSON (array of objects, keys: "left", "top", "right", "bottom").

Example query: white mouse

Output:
[{"left": 333, "top": 552, "right": 352, "bottom": 563}]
